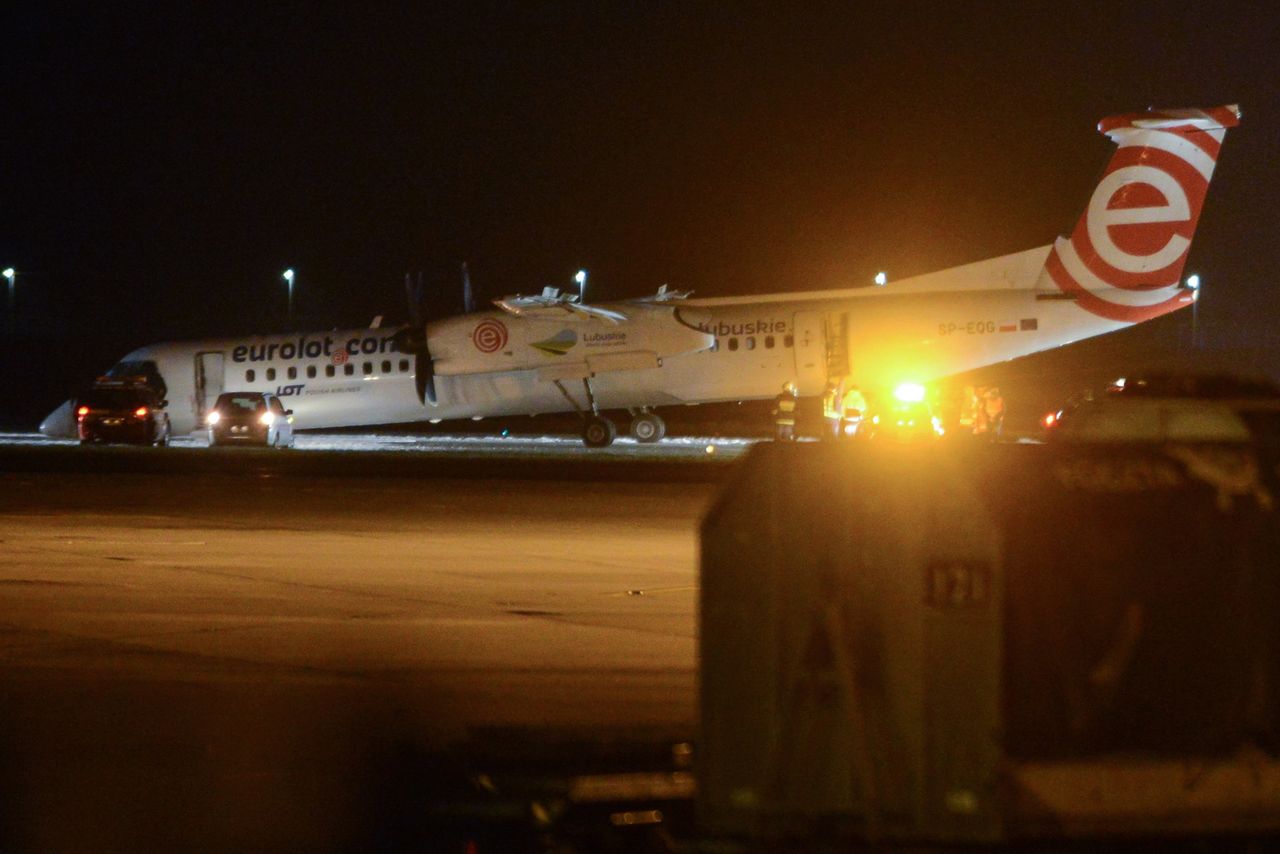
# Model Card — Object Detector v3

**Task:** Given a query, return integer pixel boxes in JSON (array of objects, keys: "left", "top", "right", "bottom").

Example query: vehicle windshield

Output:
[
  {"left": 105, "top": 360, "right": 167, "bottom": 398},
  {"left": 216, "top": 394, "right": 266, "bottom": 414},
  {"left": 80, "top": 389, "right": 154, "bottom": 409}
]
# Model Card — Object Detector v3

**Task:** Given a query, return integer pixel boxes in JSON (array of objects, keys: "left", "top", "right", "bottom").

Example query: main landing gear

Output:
[{"left": 552, "top": 378, "right": 666, "bottom": 447}]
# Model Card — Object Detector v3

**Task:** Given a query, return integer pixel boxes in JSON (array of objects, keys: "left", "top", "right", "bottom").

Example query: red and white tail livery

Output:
[
  {"left": 1040, "top": 104, "right": 1241, "bottom": 322},
  {"left": 41, "top": 104, "right": 1242, "bottom": 445}
]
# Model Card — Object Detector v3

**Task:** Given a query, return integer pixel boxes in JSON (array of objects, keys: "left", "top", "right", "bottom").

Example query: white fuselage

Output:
[{"left": 51, "top": 253, "right": 1161, "bottom": 437}]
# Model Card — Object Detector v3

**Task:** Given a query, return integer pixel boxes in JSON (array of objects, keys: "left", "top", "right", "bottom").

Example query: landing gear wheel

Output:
[
  {"left": 583, "top": 416, "right": 617, "bottom": 448},
  {"left": 629, "top": 412, "right": 666, "bottom": 443}
]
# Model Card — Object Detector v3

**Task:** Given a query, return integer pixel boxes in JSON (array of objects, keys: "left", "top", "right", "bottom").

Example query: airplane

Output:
[{"left": 41, "top": 104, "right": 1241, "bottom": 447}]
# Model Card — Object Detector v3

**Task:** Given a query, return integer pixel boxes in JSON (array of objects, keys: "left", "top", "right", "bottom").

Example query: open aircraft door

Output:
[
  {"left": 792, "top": 311, "right": 828, "bottom": 394},
  {"left": 194, "top": 351, "right": 225, "bottom": 421}
]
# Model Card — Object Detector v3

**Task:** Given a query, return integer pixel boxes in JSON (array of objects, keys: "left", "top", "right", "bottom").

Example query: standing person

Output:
[
  {"left": 841, "top": 385, "right": 868, "bottom": 439},
  {"left": 983, "top": 386, "right": 1006, "bottom": 440},
  {"left": 821, "top": 381, "right": 844, "bottom": 440},
  {"left": 774, "top": 381, "right": 799, "bottom": 441}
]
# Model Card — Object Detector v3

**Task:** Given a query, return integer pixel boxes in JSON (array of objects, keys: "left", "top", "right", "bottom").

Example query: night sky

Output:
[{"left": 3, "top": 2, "right": 1279, "bottom": 429}]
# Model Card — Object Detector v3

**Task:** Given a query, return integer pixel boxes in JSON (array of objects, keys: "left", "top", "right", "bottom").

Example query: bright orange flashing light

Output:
[
  {"left": 893, "top": 382, "right": 926, "bottom": 403},
  {"left": 1042, "top": 412, "right": 1057, "bottom": 428},
  {"left": 76, "top": 405, "right": 90, "bottom": 419},
  {"left": 134, "top": 406, "right": 149, "bottom": 418}
]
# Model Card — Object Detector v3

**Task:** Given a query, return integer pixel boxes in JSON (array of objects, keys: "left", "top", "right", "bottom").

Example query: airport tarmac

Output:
[{"left": 0, "top": 440, "right": 720, "bottom": 850}]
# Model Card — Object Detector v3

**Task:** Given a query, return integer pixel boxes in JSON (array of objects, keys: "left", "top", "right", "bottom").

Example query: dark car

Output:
[
  {"left": 76, "top": 380, "right": 171, "bottom": 446},
  {"left": 1044, "top": 373, "right": 1280, "bottom": 444},
  {"left": 206, "top": 391, "right": 295, "bottom": 448}
]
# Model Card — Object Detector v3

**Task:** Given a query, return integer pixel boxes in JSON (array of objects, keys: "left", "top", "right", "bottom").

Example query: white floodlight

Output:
[{"left": 874, "top": 271, "right": 887, "bottom": 286}]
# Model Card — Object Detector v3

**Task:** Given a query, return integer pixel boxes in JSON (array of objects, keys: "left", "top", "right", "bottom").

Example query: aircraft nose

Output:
[{"left": 39, "top": 400, "right": 77, "bottom": 439}]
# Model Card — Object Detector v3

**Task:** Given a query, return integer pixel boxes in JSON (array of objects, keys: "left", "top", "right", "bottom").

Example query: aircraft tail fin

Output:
[{"left": 1037, "top": 104, "right": 1241, "bottom": 323}]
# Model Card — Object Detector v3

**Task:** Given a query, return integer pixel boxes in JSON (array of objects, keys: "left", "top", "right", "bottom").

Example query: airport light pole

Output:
[
  {"left": 1185, "top": 274, "right": 1201, "bottom": 349},
  {"left": 574, "top": 269, "right": 587, "bottom": 303},
  {"left": 283, "top": 268, "right": 295, "bottom": 324},
  {"left": 3, "top": 268, "right": 13, "bottom": 315}
]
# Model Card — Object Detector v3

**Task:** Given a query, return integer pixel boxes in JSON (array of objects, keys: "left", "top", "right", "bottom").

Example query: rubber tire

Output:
[
  {"left": 630, "top": 413, "right": 666, "bottom": 443},
  {"left": 583, "top": 416, "right": 617, "bottom": 448}
]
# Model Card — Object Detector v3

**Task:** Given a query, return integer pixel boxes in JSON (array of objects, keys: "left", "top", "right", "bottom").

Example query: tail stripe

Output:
[
  {"left": 1044, "top": 104, "right": 1238, "bottom": 323},
  {"left": 1117, "top": 129, "right": 1218, "bottom": 181}
]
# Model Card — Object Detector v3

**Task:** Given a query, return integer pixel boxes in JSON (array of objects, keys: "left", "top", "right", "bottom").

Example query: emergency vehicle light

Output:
[{"left": 893, "top": 382, "right": 926, "bottom": 403}]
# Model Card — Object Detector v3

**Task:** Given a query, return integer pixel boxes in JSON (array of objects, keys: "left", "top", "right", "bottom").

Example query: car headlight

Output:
[
  {"left": 260, "top": 412, "right": 275, "bottom": 426},
  {"left": 206, "top": 411, "right": 221, "bottom": 425}
]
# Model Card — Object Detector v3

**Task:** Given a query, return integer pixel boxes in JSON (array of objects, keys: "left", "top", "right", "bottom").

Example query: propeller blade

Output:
[
  {"left": 397, "top": 270, "right": 435, "bottom": 404},
  {"left": 461, "top": 262, "right": 474, "bottom": 314},
  {"left": 415, "top": 352, "right": 436, "bottom": 405}
]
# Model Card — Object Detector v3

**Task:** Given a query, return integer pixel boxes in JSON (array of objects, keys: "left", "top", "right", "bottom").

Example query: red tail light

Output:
[{"left": 134, "top": 406, "right": 149, "bottom": 418}]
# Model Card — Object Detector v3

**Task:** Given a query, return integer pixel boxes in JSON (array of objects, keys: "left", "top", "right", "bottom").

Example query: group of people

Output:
[
  {"left": 772, "top": 380, "right": 868, "bottom": 441},
  {"left": 772, "top": 380, "right": 1006, "bottom": 441}
]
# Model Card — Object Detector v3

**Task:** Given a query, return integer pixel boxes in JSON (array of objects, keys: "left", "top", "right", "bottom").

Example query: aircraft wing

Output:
[{"left": 493, "top": 289, "right": 629, "bottom": 324}]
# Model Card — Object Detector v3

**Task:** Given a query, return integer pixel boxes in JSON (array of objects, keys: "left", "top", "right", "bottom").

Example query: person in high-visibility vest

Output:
[
  {"left": 841, "top": 385, "right": 868, "bottom": 438},
  {"left": 982, "top": 386, "right": 1006, "bottom": 440},
  {"left": 821, "top": 381, "right": 844, "bottom": 440},
  {"left": 773, "top": 381, "right": 799, "bottom": 441}
]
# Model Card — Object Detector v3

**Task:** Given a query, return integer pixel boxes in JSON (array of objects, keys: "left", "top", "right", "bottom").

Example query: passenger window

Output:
[
  {"left": 728, "top": 338, "right": 739, "bottom": 352},
  {"left": 362, "top": 362, "right": 373, "bottom": 376},
  {"left": 381, "top": 360, "right": 391, "bottom": 374},
  {"left": 306, "top": 365, "right": 316, "bottom": 379},
  {"left": 398, "top": 359, "right": 409, "bottom": 372},
  {"left": 266, "top": 368, "right": 276, "bottom": 381},
  {"left": 325, "top": 365, "right": 335, "bottom": 378},
  {"left": 343, "top": 363, "right": 354, "bottom": 376},
  {"left": 246, "top": 369, "right": 255, "bottom": 382},
  {"left": 784, "top": 334, "right": 794, "bottom": 348},
  {"left": 745, "top": 336, "right": 756, "bottom": 350},
  {"left": 287, "top": 367, "right": 297, "bottom": 380},
  {"left": 765, "top": 335, "right": 775, "bottom": 349}
]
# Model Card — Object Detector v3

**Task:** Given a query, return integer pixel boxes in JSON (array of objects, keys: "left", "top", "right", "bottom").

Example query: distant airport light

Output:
[
  {"left": 574, "top": 269, "right": 587, "bottom": 301},
  {"left": 893, "top": 382, "right": 926, "bottom": 403},
  {"left": 3, "top": 267, "right": 13, "bottom": 313},
  {"left": 874, "top": 271, "right": 887, "bottom": 286},
  {"left": 282, "top": 268, "right": 295, "bottom": 323},
  {"left": 1185, "top": 274, "right": 1200, "bottom": 289}
]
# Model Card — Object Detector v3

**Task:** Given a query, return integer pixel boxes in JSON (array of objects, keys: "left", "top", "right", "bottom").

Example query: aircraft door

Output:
[
  {"left": 791, "top": 311, "right": 827, "bottom": 394},
  {"left": 195, "top": 351, "right": 225, "bottom": 419}
]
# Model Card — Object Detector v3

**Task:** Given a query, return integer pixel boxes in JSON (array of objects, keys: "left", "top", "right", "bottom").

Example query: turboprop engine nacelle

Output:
[{"left": 427, "top": 304, "right": 715, "bottom": 379}]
